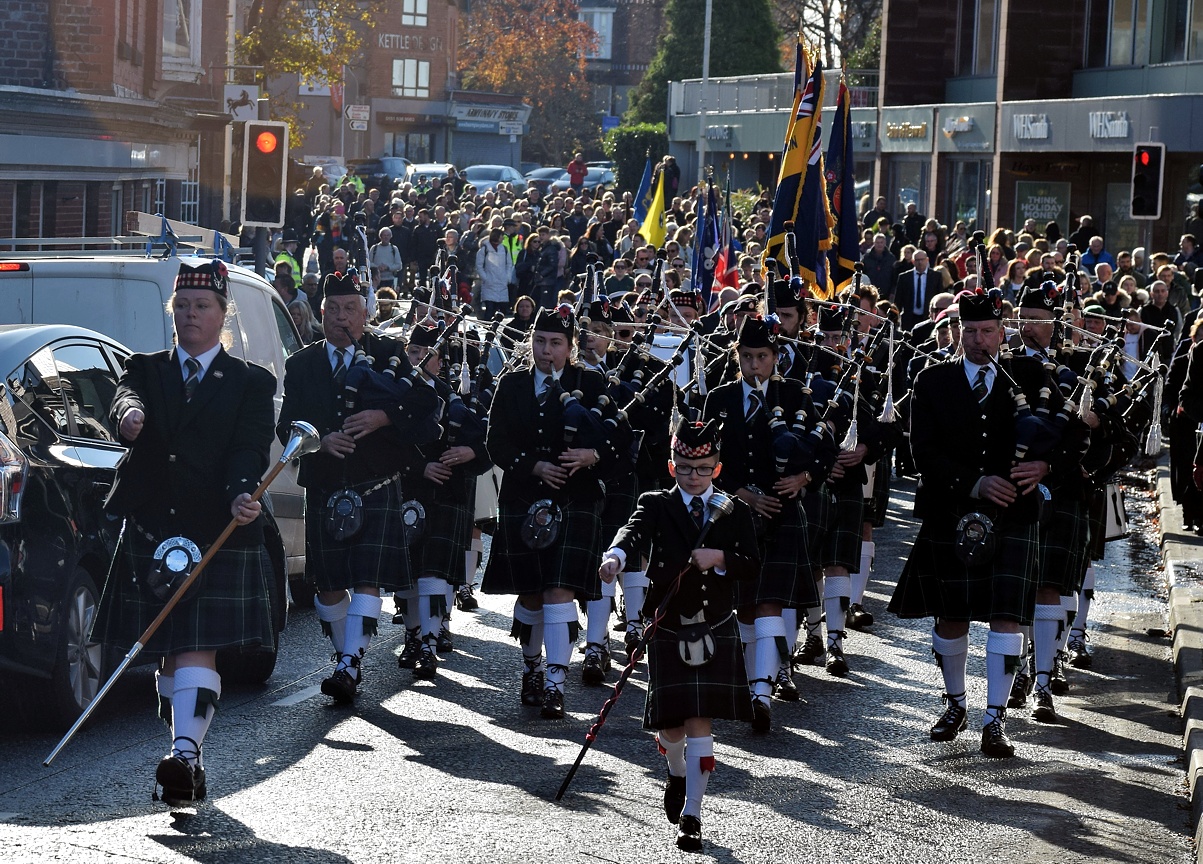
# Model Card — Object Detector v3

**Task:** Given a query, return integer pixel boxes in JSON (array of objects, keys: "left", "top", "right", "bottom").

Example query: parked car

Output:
[
  {"left": 406, "top": 162, "right": 458, "bottom": 185},
  {"left": 0, "top": 256, "right": 310, "bottom": 605},
  {"left": 462, "top": 164, "right": 527, "bottom": 193},
  {"left": 524, "top": 167, "right": 570, "bottom": 195},
  {"left": 347, "top": 156, "right": 412, "bottom": 191},
  {"left": 0, "top": 324, "right": 290, "bottom": 729}
]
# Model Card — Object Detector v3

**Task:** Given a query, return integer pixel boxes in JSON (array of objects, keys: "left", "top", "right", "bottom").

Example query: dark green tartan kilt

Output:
[
  {"left": 481, "top": 496, "right": 603, "bottom": 600},
  {"left": 601, "top": 471, "right": 638, "bottom": 544},
  {"left": 820, "top": 482, "right": 865, "bottom": 571},
  {"left": 740, "top": 498, "right": 817, "bottom": 608},
  {"left": 1086, "top": 487, "right": 1107, "bottom": 562},
  {"left": 864, "top": 452, "right": 893, "bottom": 528},
  {"left": 1039, "top": 495, "right": 1089, "bottom": 594},
  {"left": 93, "top": 530, "right": 273, "bottom": 657},
  {"left": 889, "top": 515, "right": 1040, "bottom": 625},
  {"left": 417, "top": 474, "right": 476, "bottom": 582},
  {"left": 644, "top": 615, "right": 753, "bottom": 729},
  {"left": 801, "top": 485, "right": 834, "bottom": 567},
  {"left": 306, "top": 480, "right": 414, "bottom": 593}
]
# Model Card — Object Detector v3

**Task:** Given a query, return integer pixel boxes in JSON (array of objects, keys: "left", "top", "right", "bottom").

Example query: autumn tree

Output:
[
  {"left": 625, "top": 0, "right": 782, "bottom": 126},
  {"left": 459, "top": 0, "right": 599, "bottom": 165},
  {"left": 236, "top": 0, "right": 387, "bottom": 144},
  {"left": 770, "top": 0, "right": 882, "bottom": 69}
]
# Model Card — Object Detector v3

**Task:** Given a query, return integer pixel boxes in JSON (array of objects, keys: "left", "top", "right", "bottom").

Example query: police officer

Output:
[{"left": 95, "top": 259, "right": 277, "bottom": 805}]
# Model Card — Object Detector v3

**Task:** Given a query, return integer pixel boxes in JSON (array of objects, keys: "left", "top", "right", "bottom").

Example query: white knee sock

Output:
[
  {"left": 781, "top": 608, "right": 798, "bottom": 658},
  {"left": 824, "top": 572, "right": 852, "bottom": 651},
  {"left": 315, "top": 592, "right": 350, "bottom": 656},
  {"left": 683, "top": 736, "right": 714, "bottom": 819},
  {"left": 1032, "top": 604, "right": 1063, "bottom": 694},
  {"left": 1072, "top": 568, "right": 1095, "bottom": 638},
  {"left": 418, "top": 576, "right": 447, "bottom": 647},
  {"left": 852, "top": 541, "right": 874, "bottom": 604},
  {"left": 394, "top": 586, "right": 420, "bottom": 632},
  {"left": 620, "top": 571, "right": 649, "bottom": 631},
  {"left": 753, "top": 616, "right": 787, "bottom": 699},
  {"left": 543, "top": 601, "right": 579, "bottom": 693},
  {"left": 984, "top": 631, "right": 1024, "bottom": 726},
  {"left": 340, "top": 593, "right": 383, "bottom": 679},
  {"left": 155, "top": 670, "right": 174, "bottom": 729},
  {"left": 585, "top": 579, "right": 615, "bottom": 650},
  {"left": 171, "top": 666, "right": 221, "bottom": 766},
  {"left": 658, "top": 734, "right": 686, "bottom": 777},
  {"left": 1058, "top": 593, "right": 1078, "bottom": 651},
  {"left": 466, "top": 537, "right": 483, "bottom": 584},
  {"left": 804, "top": 606, "right": 823, "bottom": 640},
  {"left": 931, "top": 629, "right": 969, "bottom": 707},
  {"left": 738, "top": 620, "right": 757, "bottom": 689},
  {"left": 513, "top": 601, "right": 545, "bottom": 667}
]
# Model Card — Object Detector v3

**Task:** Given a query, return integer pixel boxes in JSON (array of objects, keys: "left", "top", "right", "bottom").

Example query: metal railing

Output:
[{"left": 671, "top": 68, "right": 879, "bottom": 115}]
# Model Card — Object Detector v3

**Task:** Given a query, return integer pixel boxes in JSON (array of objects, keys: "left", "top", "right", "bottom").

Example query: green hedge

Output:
[{"left": 602, "top": 123, "right": 669, "bottom": 194}]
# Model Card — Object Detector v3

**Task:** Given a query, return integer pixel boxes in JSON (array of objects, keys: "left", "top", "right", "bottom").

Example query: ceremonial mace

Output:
[
  {"left": 44, "top": 421, "right": 322, "bottom": 767},
  {"left": 555, "top": 491, "right": 737, "bottom": 801}
]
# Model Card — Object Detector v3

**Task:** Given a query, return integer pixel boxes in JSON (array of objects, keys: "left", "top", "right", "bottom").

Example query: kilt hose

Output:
[
  {"left": 305, "top": 479, "right": 415, "bottom": 593},
  {"left": 890, "top": 514, "right": 1040, "bottom": 625},
  {"left": 418, "top": 474, "right": 476, "bottom": 581},
  {"left": 644, "top": 614, "right": 754, "bottom": 730},
  {"left": 740, "top": 497, "right": 817, "bottom": 609},
  {"left": 93, "top": 527, "right": 273, "bottom": 656},
  {"left": 481, "top": 496, "right": 604, "bottom": 601},
  {"left": 1039, "top": 494, "right": 1089, "bottom": 595}
]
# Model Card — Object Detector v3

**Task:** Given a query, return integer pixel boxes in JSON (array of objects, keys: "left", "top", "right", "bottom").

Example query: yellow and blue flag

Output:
[
  {"left": 633, "top": 155, "right": 654, "bottom": 223},
  {"left": 825, "top": 78, "right": 860, "bottom": 293}
]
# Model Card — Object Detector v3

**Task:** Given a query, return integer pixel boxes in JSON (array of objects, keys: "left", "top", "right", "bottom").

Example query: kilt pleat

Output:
[
  {"left": 417, "top": 474, "right": 476, "bottom": 581},
  {"left": 820, "top": 486, "right": 864, "bottom": 571},
  {"left": 601, "top": 472, "right": 638, "bottom": 543},
  {"left": 889, "top": 515, "right": 1039, "bottom": 625},
  {"left": 93, "top": 531, "right": 273, "bottom": 656},
  {"left": 801, "top": 485, "right": 834, "bottom": 565},
  {"left": 644, "top": 616, "right": 753, "bottom": 729},
  {"left": 864, "top": 452, "right": 893, "bottom": 528},
  {"left": 481, "top": 497, "right": 603, "bottom": 600},
  {"left": 741, "top": 498, "right": 817, "bottom": 608},
  {"left": 306, "top": 479, "right": 415, "bottom": 593},
  {"left": 1039, "top": 496, "right": 1089, "bottom": 594}
]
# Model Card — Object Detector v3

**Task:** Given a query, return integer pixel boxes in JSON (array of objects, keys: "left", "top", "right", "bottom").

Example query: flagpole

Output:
[{"left": 696, "top": 0, "right": 713, "bottom": 185}]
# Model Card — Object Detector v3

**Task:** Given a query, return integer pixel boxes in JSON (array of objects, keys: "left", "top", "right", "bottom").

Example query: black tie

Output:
[
  {"left": 746, "top": 390, "right": 762, "bottom": 420},
  {"left": 914, "top": 272, "right": 925, "bottom": 316},
  {"left": 333, "top": 348, "right": 347, "bottom": 389},
  {"left": 973, "top": 366, "right": 989, "bottom": 404},
  {"left": 689, "top": 496, "right": 705, "bottom": 531},
  {"left": 183, "top": 357, "right": 200, "bottom": 402}
]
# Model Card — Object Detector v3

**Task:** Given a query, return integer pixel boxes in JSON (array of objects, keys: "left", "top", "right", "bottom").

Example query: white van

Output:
[{"left": 0, "top": 255, "right": 308, "bottom": 588}]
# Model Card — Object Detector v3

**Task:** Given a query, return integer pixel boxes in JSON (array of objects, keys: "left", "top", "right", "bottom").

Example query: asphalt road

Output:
[{"left": 0, "top": 474, "right": 1192, "bottom": 863}]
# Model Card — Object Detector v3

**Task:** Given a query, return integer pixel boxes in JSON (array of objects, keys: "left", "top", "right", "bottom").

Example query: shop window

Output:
[
  {"left": 1109, "top": 0, "right": 1150, "bottom": 66},
  {"left": 954, "top": 0, "right": 998, "bottom": 76},
  {"left": 163, "top": 0, "right": 203, "bottom": 75},
  {"left": 579, "top": 8, "right": 614, "bottom": 60},
  {"left": 392, "top": 59, "right": 431, "bottom": 98},
  {"left": 402, "top": 0, "right": 428, "bottom": 27}
]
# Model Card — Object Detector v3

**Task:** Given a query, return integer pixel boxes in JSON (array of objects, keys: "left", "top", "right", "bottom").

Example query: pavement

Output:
[{"left": 1156, "top": 454, "right": 1203, "bottom": 863}]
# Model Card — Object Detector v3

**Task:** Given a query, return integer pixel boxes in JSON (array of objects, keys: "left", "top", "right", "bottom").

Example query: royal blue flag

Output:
[{"left": 633, "top": 155, "right": 654, "bottom": 223}]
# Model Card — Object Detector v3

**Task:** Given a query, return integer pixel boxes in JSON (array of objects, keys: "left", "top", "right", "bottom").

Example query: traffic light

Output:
[
  {"left": 1130, "top": 142, "right": 1165, "bottom": 220},
  {"left": 240, "top": 121, "right": 289, "bottom": 228}
]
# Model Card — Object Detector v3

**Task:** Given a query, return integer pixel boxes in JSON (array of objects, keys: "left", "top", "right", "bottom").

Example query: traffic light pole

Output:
[{"left": 254, "top": 227, "right": 269, "bottom": 278}]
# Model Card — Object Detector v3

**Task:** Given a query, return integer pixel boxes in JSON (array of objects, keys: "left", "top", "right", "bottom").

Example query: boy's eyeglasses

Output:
[{"left": 672, "top": 463, "right": 715, "bottom": 476}]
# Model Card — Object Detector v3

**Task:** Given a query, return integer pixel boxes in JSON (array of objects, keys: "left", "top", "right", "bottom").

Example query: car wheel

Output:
[
  {"left": 289, "top": 569, "right": 317, "bottom": 609},
  {"left": 41, "top": 568, "right": 104, "bottom": 730}
]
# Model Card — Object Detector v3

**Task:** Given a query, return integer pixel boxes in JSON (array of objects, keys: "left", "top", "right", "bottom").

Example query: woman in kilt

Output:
[
  {"left": 95, "top": 258, "right": 276, "bottom": 806},
  {"left": 578, "top": 298, "right": 637, "bottom": 685},
  {"left": 276, "top": 271, "right": 440, "bottom": 705},
  {"left": 482, "top": 303, "right": 624, "bottom": 719},
  {"left": 599, "top": 418, "right": 759, "bottom": 853},
  {"left": 702, "top": 315, "right": 819, "bottom": 733},
  {"left": 394, "top": 321, "right": 491, "bottom": 680}
]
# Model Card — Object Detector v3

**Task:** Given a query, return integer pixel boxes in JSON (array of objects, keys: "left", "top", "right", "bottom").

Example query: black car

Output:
[{"left": 0, "top": 325, "right": 288, "bottom": 729}]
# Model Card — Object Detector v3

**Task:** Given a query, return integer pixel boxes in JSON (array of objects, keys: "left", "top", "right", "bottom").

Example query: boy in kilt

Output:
[
  {"left": 482, "top": 303, "right": 625, "bottom": 719},
  {"left": 95, "top": 259, "right": 276, "bottom": 805},
  {"left": 702, "top": 315, "right": 819, "bottom": 733},
  {"left": 889, "top": 289, "right": 1067, "bottom": 758},
  {"left": 598, "top": 418, "right": 760, "bottom": 853},
  {"left": 394, "top": 321, "right": 491, "bottom": 680},
  {"left": 1008, "top": 284, "right": 1095, "bottom": 721},
  {"left": 276, "top": 271, "right": 440, "bottom": 704}
]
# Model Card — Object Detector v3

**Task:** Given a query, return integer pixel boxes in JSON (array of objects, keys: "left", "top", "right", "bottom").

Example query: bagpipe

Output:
[{"left": 341, "top": 327, "right": 442, "bottom": 446}]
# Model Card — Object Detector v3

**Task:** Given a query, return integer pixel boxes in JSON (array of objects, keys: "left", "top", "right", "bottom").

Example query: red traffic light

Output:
[
  {"left": 255, "top": 131, "right": 279, "bottom": 154},
  {"left": 1139, "top": 150, "right": 1151, "bottom": 166}
]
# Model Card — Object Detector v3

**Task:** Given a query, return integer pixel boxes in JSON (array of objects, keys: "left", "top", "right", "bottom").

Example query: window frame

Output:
[
  {"left": 162, "top": 0, "right": 204, "bottom": 79},
  {"left": 401, "top": 0, "right": 429, "bottom": 28},
  {"left": 392, "top": 58, "right": 431, "bottom": 99}
]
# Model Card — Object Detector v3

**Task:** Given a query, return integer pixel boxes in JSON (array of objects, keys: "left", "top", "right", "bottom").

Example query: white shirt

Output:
[
  {"left": 326, "top": 341, "right": 353, "bottom": 372},
  {"left": 741, "top": 379, "right": 767, "bottom": 416},
  {"left": 178, "top": 343, "right": 222, "bottom": 382},
  {"left": 533, "top": 366, "right": 562, "bottom": 398},
  {"left": 1123, "top": 332, "right": 1141, "bottom": 380},
  {"left": 963, "top": 356, "right": 996, "bottom": 398}
]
